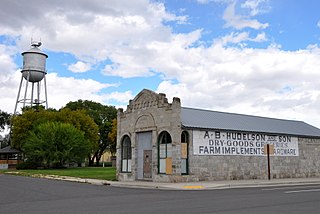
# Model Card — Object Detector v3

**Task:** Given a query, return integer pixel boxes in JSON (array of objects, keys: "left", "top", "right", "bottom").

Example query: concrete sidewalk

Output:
[
  {"left": 42, "top": 175, "right": 320, "bottom": 190},
  {"left": 109, "top": 178, "right": 320, "bottom": 190}
]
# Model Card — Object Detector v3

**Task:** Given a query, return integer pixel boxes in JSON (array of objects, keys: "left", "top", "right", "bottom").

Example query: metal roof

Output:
[
  {"left": 0, "top": 146, "right": 21, "bottom": 154},
  {"left": 181, "top": 107, "right": 320, "bottom": 138}
]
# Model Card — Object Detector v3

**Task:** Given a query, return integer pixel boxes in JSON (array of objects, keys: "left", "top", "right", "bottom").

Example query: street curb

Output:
[
  {"left": 33, "top": 177, "right": 320, "bottom": 190},
  {"left": 5, "top": 172, "right": 320, "bottom": 190}
]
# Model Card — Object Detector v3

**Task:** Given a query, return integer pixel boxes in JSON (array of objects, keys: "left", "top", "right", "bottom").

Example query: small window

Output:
[
  {"left": 181, "top": 131, "right": 189, "bottom": 175},
  {"left": 158, "top": 131, "right": 172, "bottom": 174},
  {"left": 121, "top": 135, "right": 132, "bottom": 173}
]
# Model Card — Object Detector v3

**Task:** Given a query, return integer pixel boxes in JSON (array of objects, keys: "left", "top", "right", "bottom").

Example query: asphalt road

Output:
[{"left": 1, "top": 174, "right": 320, "bottom": 214}]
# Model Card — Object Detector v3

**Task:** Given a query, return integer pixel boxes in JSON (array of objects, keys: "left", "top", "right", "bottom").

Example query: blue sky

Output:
[{"left": 1, "top": 0, "right": 320, "bottom": 127}]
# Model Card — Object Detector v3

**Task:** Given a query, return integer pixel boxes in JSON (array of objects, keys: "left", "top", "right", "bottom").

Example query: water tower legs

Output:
[
  {"left": 22, "top": 71, "right": 30, "bottom": 109},
  {"left": 14, "top": 76, "right": 24, "bottom": 114},
  {"left": 14, "top": 70, "right": 48, "bottom": 114},
  {"left": 44, "top": 75, "right": 48, "bottom": 109}
]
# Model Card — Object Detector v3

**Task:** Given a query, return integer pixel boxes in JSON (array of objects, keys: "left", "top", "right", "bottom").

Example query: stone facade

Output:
[
  {"left": 117, "top": 89, "right": 320, "bottom": 182},
  {"left": 116, "top": 89, "right": 182, "bottom": 182}
]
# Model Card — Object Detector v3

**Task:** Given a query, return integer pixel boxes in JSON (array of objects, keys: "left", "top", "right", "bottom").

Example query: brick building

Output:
[{"left": 116, "top": 89, "right": 320, "bottom": 182}]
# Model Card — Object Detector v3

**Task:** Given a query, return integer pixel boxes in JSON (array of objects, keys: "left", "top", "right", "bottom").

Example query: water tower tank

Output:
[{"left": 21, "top": 42, "right": 48, "bottom": 83}]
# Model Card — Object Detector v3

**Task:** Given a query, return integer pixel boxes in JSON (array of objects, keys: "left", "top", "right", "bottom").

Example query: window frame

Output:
[
  {"left": 121, "top": 135, "right": 132, "bottom": 173},
  {"left": 157, "top": 131, "right": 172, "bottom": 174},
  {"left": 181, "top": 131, "right": 189, "bottom": 175}
]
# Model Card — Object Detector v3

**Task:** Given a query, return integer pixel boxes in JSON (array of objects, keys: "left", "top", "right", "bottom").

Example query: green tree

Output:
[
  {"left": 0, "top": 110, "right": 10, "bottom": 131},
  {"left": 23, "top": 121, "right": 90, "bottom": 168},
  {"left": 0, "top": 110, "right": 11, "bottom": 149},
  {"left": 0, "top": 135, "right": 10, "bottom": 149},
  {"left": 11, "top": 109, "right": 54, "bottom": 149},
  {"left": 11, "top": 108, "right": 99, "bottom": 154},
  {"left": 57, "top": 108, "right": 99, "bottom": 154},
  {"left": 108, "top": 118, "right": 117, "bottom": 156},
  {"left": 64, "top": 100, "right": 117, "bottom": 166}
]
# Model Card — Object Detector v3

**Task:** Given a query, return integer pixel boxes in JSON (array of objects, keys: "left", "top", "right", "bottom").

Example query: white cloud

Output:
[
  {"left": 221, "top": 31, "right": 251, "bottom": 45},
  {"left": 151, "top": 41, "right": 320, "bottom": 127},
  {"left": 223, "top": 1, "right": 269, "bottom": 30},
  {"left": 47, "top": 73, "right": 114, "bottom": 109},
  {"left": 0, "top": 45, "right": 20, "bottom": 113},
  {"left": 317, "top": 20, "right": 320, "bottom": 28},
  {"left": 0, "top": 44, "right": 18, "bottom": 78},
  {"left": 252, "top": 32, "right": 267, "bottom": 42},
  {"left": 0, "top": 0, "right": 186, "bottom": 65},
  {"left": 196, "top": 0, "right": 209, "bottom": 4},
  {"left": 103, "top": 62, "right": 154, "bottom": 78},
  {"left": 68, "top": 61, "right": 92, "bottom": 73},
  {"left": 102, "top": 29, "right": 203, "bottom": 78},
  {"left": 216, "top": 31, "right": 267, "bottom": 46},
  {"left": 103, "top": 90, "right": 134, "bottom": 103},
  {"left": 217, "top": 31, "right": 266, "bottom": 46},
  {"left": 196, "top": 0, "right": 270, "bottom": 30},
  {"left": 241, "top": 0, "right": 271, "bottom": 16}
]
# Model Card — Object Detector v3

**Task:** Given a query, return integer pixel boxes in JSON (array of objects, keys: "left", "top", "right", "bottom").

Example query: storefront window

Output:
[
  {"left": 181, "top": 131, "right": 189, "bottom": 175},
  {"left": 158, "top": 131, "right": 172, "bottom": 174},
  {"left": 121, "top": 135, "right": 132, "bottom": 173}
]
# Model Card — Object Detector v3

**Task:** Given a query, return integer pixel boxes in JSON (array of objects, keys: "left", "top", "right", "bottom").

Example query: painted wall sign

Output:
[{"left": 193, "top": 130, "right": 299, "bottom": 156}]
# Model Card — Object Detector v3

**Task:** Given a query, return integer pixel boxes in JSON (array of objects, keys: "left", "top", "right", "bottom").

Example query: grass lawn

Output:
[{"left": 4, "top": 167, "right": 116, "bottom": 181}]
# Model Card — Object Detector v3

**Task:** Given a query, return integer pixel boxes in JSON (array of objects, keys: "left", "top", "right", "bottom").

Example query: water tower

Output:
[{"left": 14, "top": 41, "right": 48, "bottom": 113}]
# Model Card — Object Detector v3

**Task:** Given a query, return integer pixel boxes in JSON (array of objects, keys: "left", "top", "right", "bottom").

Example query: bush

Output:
[{"left": 16, "top": 161, "right": 39, "bottom": 170}]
